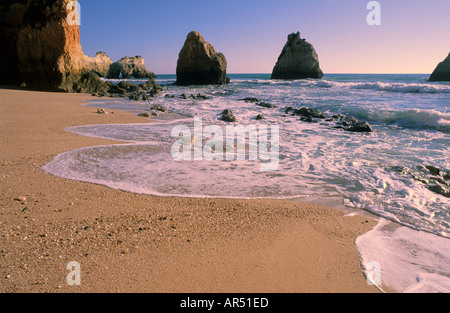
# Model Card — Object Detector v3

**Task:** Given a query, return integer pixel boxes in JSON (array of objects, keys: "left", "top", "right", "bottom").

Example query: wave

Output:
[
  {"left": 350, "top": 108, "right": 450, "bottom": 132},
  {"left": 301, "top": 80, "right": 450, "bottom": 94}
]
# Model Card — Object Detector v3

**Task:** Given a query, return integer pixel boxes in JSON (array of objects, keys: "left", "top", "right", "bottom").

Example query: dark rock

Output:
[
  {"left": 242, "top": 97, "right": 260, "bottom": 103},
  {"left": 429, "top": 53, "right": 450, "bottom": 82},
  {"left": 285, "top": 107, "right": 294, "bottom": 114},
  {"left": 221, "top": 109, "right": 236, "bottom": 123},
  {"left": 138, "top": 113, "right": 150, "bottom": 118},
  {"left": 256, "top": 102, "right": 277, "bottom": 109},
  {"left": 256, "top": 114, "right": 265, "bottom": 120},
  {"left": 176, "top": 31, "right": 229, "bottom": 86},
  {"left": 73, "top": 72, "right": 109, "bottom": 95},
  {"left": 272, "top": 32, "right": 323, "bottom": 80},
  {"left": 151, "top": 105, "right": 168, "bottom": 113},
  {"left": 293, "top": 107, "right": 326, "bottom": 119},
  {"left": 428, "top": 184, "right": 450, "bottom": 198},
  {"left": 117, "top": 81, "right": 141, "bottom": 93},
  {"left": 426, "top": 166, "right": 441, "bottom": 176}
]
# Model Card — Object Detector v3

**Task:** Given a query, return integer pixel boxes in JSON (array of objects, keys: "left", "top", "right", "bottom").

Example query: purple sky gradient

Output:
[{"left": 79, "top": 0, "right": 450, "bottom": 74}]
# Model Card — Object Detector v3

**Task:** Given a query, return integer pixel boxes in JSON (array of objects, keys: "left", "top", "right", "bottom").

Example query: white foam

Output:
[{"left": 357, "top": 219, "right": 450, "bottom": 293}]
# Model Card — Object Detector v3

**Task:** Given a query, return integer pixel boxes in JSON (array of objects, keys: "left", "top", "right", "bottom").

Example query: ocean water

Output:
[{"left": 42, "top": 74, "right": 450, "bottom": 292}]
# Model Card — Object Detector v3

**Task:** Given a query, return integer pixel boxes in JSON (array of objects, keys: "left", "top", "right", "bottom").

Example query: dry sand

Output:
[{"left": 0, "top": 87, "right": 380, "bottom": 293}]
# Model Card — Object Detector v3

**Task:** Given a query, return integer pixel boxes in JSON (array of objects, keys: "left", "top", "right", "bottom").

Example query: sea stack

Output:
[
  {"left": 176, "top": 31, "right": 229, "bottom": 86},
  {"left": 271, "top": 32, "right": 323, "bottom": 80},
  {"left": 429, "top": 53, "right": 450, "bottom": 82}
]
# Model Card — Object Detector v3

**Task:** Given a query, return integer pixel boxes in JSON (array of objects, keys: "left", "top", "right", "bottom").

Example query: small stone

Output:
[
  {"left": 14, "top": 196, "right": 27, "bottom": 202},
  {"left": 96, "top": 108, "right": 107, "bottom": 114}
]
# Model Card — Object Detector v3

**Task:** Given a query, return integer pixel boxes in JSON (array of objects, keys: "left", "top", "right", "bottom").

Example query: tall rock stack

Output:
[
  {"left": 272, "top": 32, "right": 323, "bottom": 80},
  {"left": 429, "top": 53, "right": 450, "bottom": 82},
  {"left": 176, "top": 31, "right": 229, "bottom": 86}
]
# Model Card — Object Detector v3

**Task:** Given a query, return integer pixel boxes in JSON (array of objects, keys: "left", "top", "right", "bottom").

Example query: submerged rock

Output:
[
  {"left": 221, "top": 109, "right": 236, "bottom": 123},
  {"left": 285, "top": 106, "right": 373, "bottom": 133},
  {"left": 176, "top": 31, "right": 229, "bottom": 86},
  {"left": 429, "top": 53, "right": 450, "bottom": 82},
  {"left": 272, "top": 32, "right": 323, "bottom": 80},
  {"left": 256, "top": 102, "right": 277, "bottom": 109}
]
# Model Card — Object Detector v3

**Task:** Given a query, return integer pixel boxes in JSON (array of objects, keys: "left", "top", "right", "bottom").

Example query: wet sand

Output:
[{"left": 0, "top": 87, "right": 380, "bottom": 293}]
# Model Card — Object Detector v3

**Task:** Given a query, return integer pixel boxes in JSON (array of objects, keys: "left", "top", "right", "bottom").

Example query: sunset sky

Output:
[{"left": 79, "top": 0, "right": 450, "bottom": 75}]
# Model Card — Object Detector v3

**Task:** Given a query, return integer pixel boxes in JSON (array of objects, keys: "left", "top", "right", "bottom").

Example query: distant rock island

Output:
[
  {"left": 176, "top": 31, "right": 229, "bottom": 86},
  {"left": 429, "top": 53, "right": 450, "bottom": 82},
  {"left": 272, "top": 32, "right": 323, "bottom": 80}
]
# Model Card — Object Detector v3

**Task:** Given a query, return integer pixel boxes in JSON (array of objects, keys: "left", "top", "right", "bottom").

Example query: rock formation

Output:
[
  {"left": 83, "top": 52, "right": 113, "bottom": 78},
  {"left": 176, "top": 31, "right": 229, "bottom": 86},
  {"left": 429, "top": 53, "right": 450, "bottom": 82},
  {"left": 0, "top": 1, "right": 156, "bottom": 92},
  {"left": 272, "top": 32, "right": 323, "bottom": 80},
  {"left": 108, "top": 56, "right": 156, "bottom": 79}
]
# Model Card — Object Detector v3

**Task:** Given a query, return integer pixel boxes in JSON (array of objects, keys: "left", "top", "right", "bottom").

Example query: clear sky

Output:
[{"left": 79, "top": 0, "right": 450, "bottom": 75}]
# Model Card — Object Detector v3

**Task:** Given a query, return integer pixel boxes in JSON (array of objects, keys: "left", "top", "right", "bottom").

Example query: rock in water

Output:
[
  {"left": 108, "top": 56, "right": 156, "bottom": 79},
  {"left": 176, "top": 31, "right": 229, "bottom": 86},
  {"left": 271, "top": 32, "right": 323, "bottom": 80},
  {"left": 429, "top": 53, "right": 450, "bottom": 82},
  {"left": 83, "top": 51, "right": 113, "bottom": 77}
]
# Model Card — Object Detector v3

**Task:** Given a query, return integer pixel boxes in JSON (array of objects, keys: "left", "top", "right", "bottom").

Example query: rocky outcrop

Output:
[
  {"left": 176, "top": 31, "right": 229, "bottom": 86},
  {"left": 83, "top": 51, "right": 113, "bottom": 78},
  {"left": 429, "top": 53, "right": 450, "bottom": 82},
  {"left": 0, "top": 1, "right": 30, "bottom": 85},
  {"left": 0, "top": 0, "right": 90, "bottom": 91},
  {"left": 108, "top": 56, "right": 156, "bottom": 79},
  {"left": 17, "top": 0, "right": 87, "bottom": 91},
  {"left": 272, "top": 32, "right": 323, "bottom": 80}
]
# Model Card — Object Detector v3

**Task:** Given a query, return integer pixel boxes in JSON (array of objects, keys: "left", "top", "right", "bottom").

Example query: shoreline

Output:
[{"left": 0, "top": 87, "right": 381, "bottom": 293}]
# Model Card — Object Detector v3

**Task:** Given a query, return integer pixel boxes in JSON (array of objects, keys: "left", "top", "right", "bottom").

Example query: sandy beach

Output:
[{"left": 0, "top": 87, "right": 381, "bottom": 293}]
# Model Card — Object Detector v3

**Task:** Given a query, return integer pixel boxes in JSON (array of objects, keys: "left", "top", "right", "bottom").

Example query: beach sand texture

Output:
[{"left": 0, "top": 88, "right": 380, "bottom": 293}]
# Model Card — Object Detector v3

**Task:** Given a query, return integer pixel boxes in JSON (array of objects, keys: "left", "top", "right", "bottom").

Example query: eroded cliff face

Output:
[
  {"left": 429, "top": 53, "right": 450, "bottom": 82},
  {"left": 0, "top": 0, "right": 30, "bottom": 85},
  {"left": 0, "top": 0, "right": 100, "bottom": 91},
  {"left": 176, "top": 31, "right": 229, "bottom": 86},
  {"left": 272, "top": 32, "right": 323, "bottom": 80}
]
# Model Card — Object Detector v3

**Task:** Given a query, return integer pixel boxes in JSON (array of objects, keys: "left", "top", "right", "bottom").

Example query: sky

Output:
[{"left": 79, "top": 0, "right": 450, "bottom": 75}]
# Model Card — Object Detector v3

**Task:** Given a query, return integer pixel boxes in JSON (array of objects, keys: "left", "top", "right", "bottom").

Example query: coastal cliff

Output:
[
  {"left": 0, "top": 1, "right": 155, "bottom": 91},
  {"left": 272, "top": 32, "right": 323, "bottom": 80}
]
